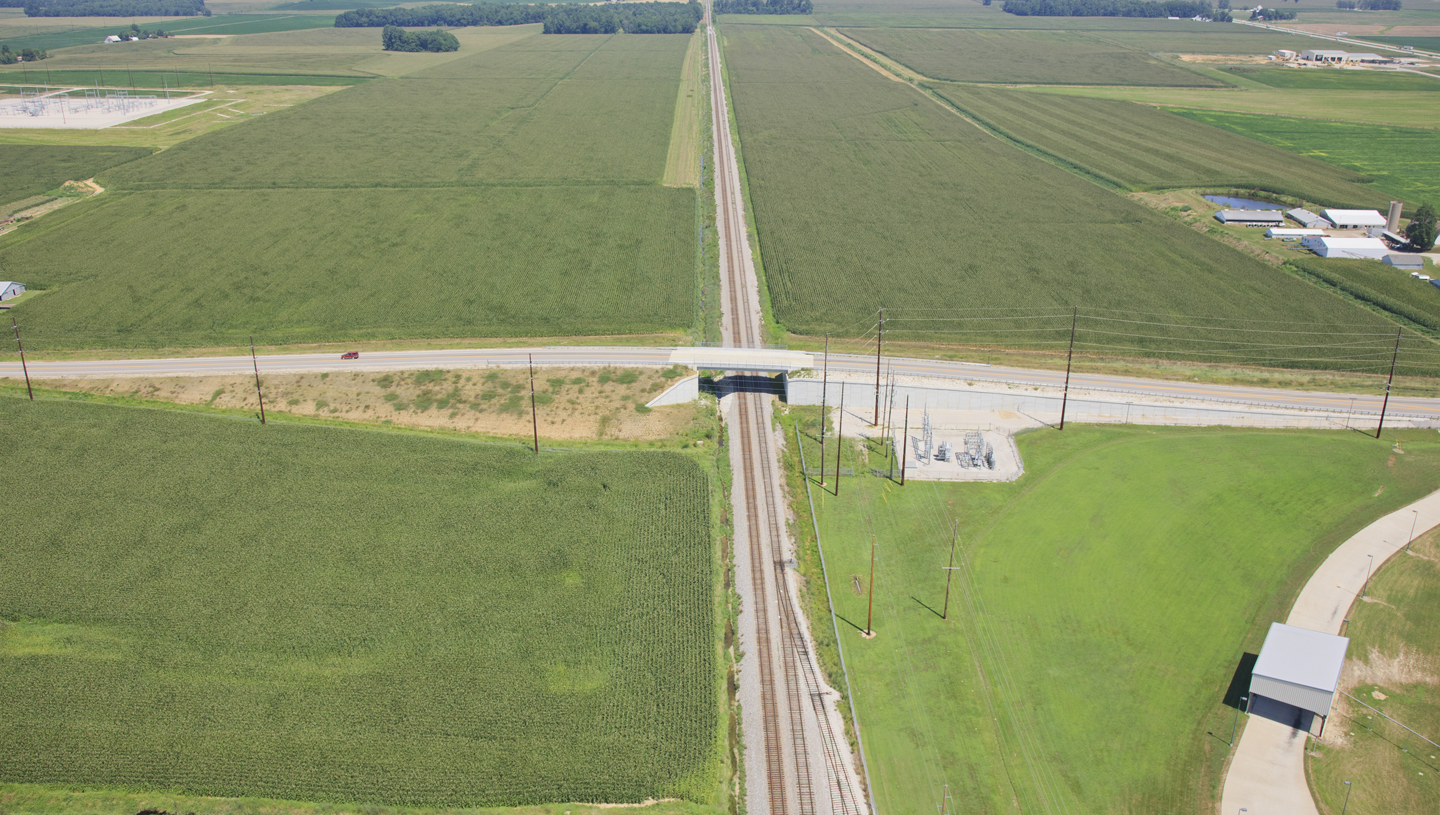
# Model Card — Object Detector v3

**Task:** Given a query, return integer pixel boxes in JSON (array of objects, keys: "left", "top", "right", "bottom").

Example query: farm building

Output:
[
  {"left": 1302, "top": 236, "right": 1389, "bottom": 259},
  {"left": 0, "top": 281, "right": 24, "bottom": 301},
  {"left": 103, "top": 35, "right": 121, "bottom": 44},
  {"left": 1216, "top": 210, "right": 1284, "bottom": 226},
  {"left": 1265, "top": 227, "right": 1325, "bottom": 239},
  {"left": 1384, "top": 254, "right": 1425, "bottom": 271},
  {"left": 1275, "top": 49, "right": 1297, "bottom": 60},
  {"left": 1324, "top": 209, "right": 1387, "bottom": 229},
  {"left": 1287, "top": 208, "right": 1328, "bottom": 229},
  {"left": 1248, "top": 623, "right": 1348, "bottom": 738},
  {"left": 1301, "top": 49, "right": 1348, "bottom": 62}
]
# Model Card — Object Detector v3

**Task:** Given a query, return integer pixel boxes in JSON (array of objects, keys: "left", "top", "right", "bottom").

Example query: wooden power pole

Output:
[
  {"left": 11, "top": 315, "right": 33, "bottom": 401},
  {"left": 866, "top": 533, "right": 877, "bottom": 636},
  {"left": 1376, "top": 329, "right": 1401, "bottom": 439},
  {"left": 1059, "top": 307, "right": 1077, "bottom": 430},
  {"left": 874, "top": 308, "right": 883, "bottom": 425},
  {"left": 250, "top": 335, "right": 265, "bottom": 424},
  {"left": 819, "top": 332, "right": 829, "bottom": 486},
  {"left": 834, "top": 386, "right": 844, "bottom": 496},
  {"left": 942, "top": 521, "right": 958, "bottom": 620},
  {"left": 529, "top": 353, "right": 540, "bottom": 454},
  {"left": 899, "top": 395, "right": 910, "bottom": 486}
]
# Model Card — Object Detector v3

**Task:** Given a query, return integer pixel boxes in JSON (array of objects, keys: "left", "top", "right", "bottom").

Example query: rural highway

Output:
[{"left": 5, "top": 345, "right": 1440, "bottom": 419}]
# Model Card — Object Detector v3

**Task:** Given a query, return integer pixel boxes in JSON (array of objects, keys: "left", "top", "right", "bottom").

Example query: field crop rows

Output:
[
  {"left": 1167, "top": 108, "right": 1440, "bottom": 206},
  {"left": 0, "top": 144, "right": 150, "bottom": 204},
  {"left": 791, "top": 423, "right": 1440, "bottom": 814},
  {"left": 0, "top": 33, "right": 701, "bottom": 346},
  {"left": 841, "top": 27, "right": 1223, "bottom": 86},
  {"left": 0, "top": 396, "right": 717, "bottom": 806},
  {"left": 1221, "top": 67, "right": 1440, "bottom": 92},
  {"left": 721, "top": 24, "right": 1405, "bottom": 366},
  {"left": 930, "top": 84, "right": 1393, "bottom": 207}
]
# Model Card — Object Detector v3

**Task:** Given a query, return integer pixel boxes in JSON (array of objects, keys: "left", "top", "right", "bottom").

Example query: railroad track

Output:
[{"left": 706, "top": 7, "right": 865, "bottom": 815}]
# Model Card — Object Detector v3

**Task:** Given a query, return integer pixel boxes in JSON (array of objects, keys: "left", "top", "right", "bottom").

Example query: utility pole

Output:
[
  {"left": 865, "top": 533, "right": 876, "bottom": 636},
  {"left": 900, "top": 395, "right": 910, "bottom": 486},
  {"left": 1230, "top": 696, "right": 1246, "bottom": 746},
  {"left": 1059, "top": 307, "right": 1077, "bottom": 431},
  {"left": 529, "top": 353, "right": 539, "bottom": 454},
  {"left": 11, "top": 315, "right": 33, "bottom": 401},
  {"left": 819, "top": 332, "right": 829, "bottom": 486},
  {"left": 834, "top": 386, "right": 844, "bottom": 496},
  {"left": 250, "top": 335, "right": 266, "bottom": 425},
  {"left": 874, "top": 308, "right": 883, "bottom": 425},
  {"left": 942, "top": 521, "right": 958, "bottom": 620},
  {"left": 1376, "top": 328, "right": 1401, "bottom": 439},
  {"left": 1408, "top": 508, "right": 1419, "bottom": 553}
]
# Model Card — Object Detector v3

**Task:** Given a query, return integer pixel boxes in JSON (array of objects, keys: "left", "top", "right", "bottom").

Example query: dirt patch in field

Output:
[
  {"left": 1343, "top": 645, "right": 1440, "bottom": 691},
  {"left": 1177, "top": 54, "right": 1272, "bottom": 64},
  {"left": 1283, "top": 23, "right": 1387, "bottom": 36},
  {"left": 30, "top": 366, "right": 712, "bottom": 443}
]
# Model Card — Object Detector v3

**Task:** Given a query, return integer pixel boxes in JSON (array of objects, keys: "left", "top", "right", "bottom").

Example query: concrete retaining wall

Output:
[{"left": 646, "top": 375, "right": 700, "bottom": 407}]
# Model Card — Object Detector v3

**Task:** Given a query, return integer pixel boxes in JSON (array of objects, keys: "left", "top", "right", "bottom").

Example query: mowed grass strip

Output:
[
  {"left": 841, "top": 27, "right": 1223, "bottom": 86},
  {"left": 929, "top": 84, "right": 1392, "bottom": 207},
  {"left": 1, "top": 186, "right": 697, "bottom": 347},
  {"left": 1167, "top": 108, "right": 1440, "bottom": 206},
  {"left": 0, "top": 397, "right": 716, "bottom": 806},
  {"left": 663, "top": 29, "right": 703, "bottom": 188},
  {"left": 800, "top": 425, "right": 1440, "bottom": 814},
  {"left": 99, "top": 33, "right": 691, "bottom": 189},
  {"left": 0, "top": 144, "right": 151, "bottom": 204},
  {"left": 722, "top": 25, "right": 1396, "bottom": 357}
]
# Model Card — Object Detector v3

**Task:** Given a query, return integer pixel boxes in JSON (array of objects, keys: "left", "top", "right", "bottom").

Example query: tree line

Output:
[
  {"left": 1337, "top": 0, "right": 1401, "bottom": 8},
  {"left": 337, "top": 3, "right": 702, "bottom": 33},
  {"left": 1250, "top": 7, "right": 1296, "bottom": 19},
  {"left": 1002, "top": 0, "right": 1222, "bottom": 18},
  {"left": 714, "top": 0, "right": 813, "bottom": 13},
  {"left": 0, "top": 43, "right": 48, "bottom": 63},
  {"left": 382, "top": 25, "right": 459, "bottom": 52},
  {"left": 19, "top": 0, "right": 208, "bottom": 15}
]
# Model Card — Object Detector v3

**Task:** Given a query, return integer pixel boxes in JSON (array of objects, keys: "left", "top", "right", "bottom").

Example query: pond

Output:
[{"left": 1204, "top": 194, "right": 1285, "bottom": 210}]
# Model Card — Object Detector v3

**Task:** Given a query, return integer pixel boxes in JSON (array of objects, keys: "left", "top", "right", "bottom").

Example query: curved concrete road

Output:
[{"left": 1220, "top": 489, "right": 1440, "bottom": 815}]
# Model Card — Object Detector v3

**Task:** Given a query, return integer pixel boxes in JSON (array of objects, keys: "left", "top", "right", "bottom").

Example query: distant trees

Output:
[
  {"left": 1250, "top": 6, "right": 1297, "bottom": 18},
  {"left": 23, "top": 0, "right": 208, "bottom": 16},
  {"left": 340, "top": 3, "right": 703, "bottom": 35},
  {"left": 381, "top": 25, "right": 459, "bottom": 52},
  {"left": 1340, "top": 0, "right": 1402, "bottom": 8},
  {"left": 1002, "top": 0, "right": 1216, "bottom": 18},
  {"left": 1408, "top": 203, "right": 1438, "bottom": 253},
  {"left": 0, "top": 44, "right": 48, "bottom": 63},
  {"left": 114, "top": 22, "right": 172, "bottom": 40},
  {"left": 714, "top": 0, "right": 813, "bottom": 13}
]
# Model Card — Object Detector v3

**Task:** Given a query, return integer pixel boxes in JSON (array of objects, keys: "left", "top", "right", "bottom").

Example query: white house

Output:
[
  {"left": 1324, "top": 209, "right": 1388, "bottom": 229},
  {"left": 0, "top": 281, "right": 24, "bottom": 301},
  {"left": 1216, "top": 210, "right": 1284, "bottom": 226},
  {"left": 1302, "top": 236, "right": 1389, "bottom": 259}
]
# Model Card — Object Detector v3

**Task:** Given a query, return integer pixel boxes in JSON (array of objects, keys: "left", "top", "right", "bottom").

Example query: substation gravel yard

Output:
[{"left": 13, "top": 365, "right": 710, "bottom": 442}]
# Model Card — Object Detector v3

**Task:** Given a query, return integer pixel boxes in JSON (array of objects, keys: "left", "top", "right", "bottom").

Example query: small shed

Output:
[
  {"left": 1287, "top": 208, "right": 1329, "bottom": 229},
  {"left": 0, "top": 281, "right": 24, "bottom": 302},
  {"left": 1265, "top": 227, "right": 1326, "bottom": 239},
  {"left": 1384, "top": 254, "right": 1425, "bottom": 271},
  {"left": 1324, "top": 209, "right": 1388, "bottom": 229},
  {"left": 1216, "top": 210, "right": 1284, "bottom": 226},
  {"left": 1248, "top": 622, "right": 1349, "bottom": 738},
  {"left": 1302, "top": 236, "right": 1389, "bottom": 259}
]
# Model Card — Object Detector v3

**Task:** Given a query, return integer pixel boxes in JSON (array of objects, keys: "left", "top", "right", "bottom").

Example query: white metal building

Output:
[
  {"left": 1384, "top": 254, "right": 1425, "bottom": 271},
  {"left": 0, "top": 281, "right": 24, "bottom": 301},
  {"left": 1265, "top": 227, "right": 1326, "bottom": 239},
  {"left": 1324, "top": 209, "right": 1388, "bottom": 229},
  {"left": 1302, "top": 49, "right": 1348, "bottom": 62},
  {"left": 1216, "top": 210, "right": 1284, "bottom": 226},
  {"left": 1248, "top": 623, "right": 1349, "bottom": 738},
  {"left": 1302, "top": 236, "right": 1389, "bottom": 259},
  {"left": 1287, "top": 208, "right": 1329, "bottom": 229}
]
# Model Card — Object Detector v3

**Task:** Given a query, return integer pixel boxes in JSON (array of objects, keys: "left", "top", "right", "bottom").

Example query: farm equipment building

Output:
[
  {"left": 1384, "top": 254, "right": 1425, "bottom": 271},
  {"left": 0, "top": 281, "right": 24, "bottom": 301},
  {"left": 1324, "top": 209, "right": 1387, "bottom": 229},
  {"left": 1301, "top": 49, "right": 1348, "bottom": 62},
  {"left": 1302, "top": 236, "right": 1389, "bottom": 259},
  {"left": 1287, "top": 208, "right": 1328, "bottom": 229},
  {"left": 1265, "top": 228, "right": 1325, "bottom": 239},
  {"left": 1248, "top": 623, "right": 1348, "bottom": 738},
  {"left": 1216, "top": 210, "right": 1284, "bottom": 226}
]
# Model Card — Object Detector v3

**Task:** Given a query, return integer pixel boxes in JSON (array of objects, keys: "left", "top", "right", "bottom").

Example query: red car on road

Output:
[{"left": 341, "top": 351, "right": 360, "bottom": 360}]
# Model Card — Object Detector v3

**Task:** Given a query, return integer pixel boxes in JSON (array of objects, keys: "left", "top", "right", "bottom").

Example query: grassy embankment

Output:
[
  {"left": 1307, "top": 528, "right": 1440, "bottom": 815},
  {"left": 778, "top": 415, "right": 1440, "bottom": 814},
  {"left": 0, "top": 33, "right": 700, "bottom": 348},
  {"left": 0, "top": 395, "right": 720, "bottom": 808}
]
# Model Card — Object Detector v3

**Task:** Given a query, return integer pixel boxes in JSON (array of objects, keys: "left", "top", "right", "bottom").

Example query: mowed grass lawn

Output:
[
  {"left": 0, "top": 33, "right": 699, "bottom": 347},
  {"left": 1167, "top": 109, "right": 1440, "bottom": 207},
  {"left": 0, "top": 397, "right": 716, "bottom": 807},
  {"left": 842, "top": 27, "right": 1222, "bottom": 86},
  {"left": 721, "top": 25, "right": 1398, "bottom": 356},
  {"left": 929, "top": 84, "right": 1390, "bottom": 208},
  {"left": 792, "top": 424, "right": 1440, "bottom": 814}
]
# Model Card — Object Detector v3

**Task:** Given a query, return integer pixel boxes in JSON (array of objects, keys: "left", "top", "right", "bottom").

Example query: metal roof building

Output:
[
  {"left": 1248, "top": 623, "right": 1349, "bottom": 738},
  {"left": 1325, "top": 209, "right": 1388, "bottom": 229},
  {"left": 1302, "top": 236, "right": 1389, "bottom": 259},
  {"left": 0, "top": 281, "right": 24, "bottom": 302},
  {"left": 1265, "top": 227, "right": 1326, "bottom": 239},
  {"left": 1216, "top": 210, "right": 1284, "bottom": 226},
  {"left": 1384, "top": 254, "right": 1425, "bottom": 270},
  {"left": 1287, "top": 208, "right": 1328, "bottom": 229},
  {"left": 1302, "top": 49, "right": 1349, "bottom": 62}
]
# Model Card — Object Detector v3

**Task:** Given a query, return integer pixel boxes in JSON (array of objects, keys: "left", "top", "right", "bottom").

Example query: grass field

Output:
[
  {"left": 929, "top": 84, "right": 1391, "bottom": 207},
  {"left": 1029, "top": 85, "right": 1440, "bottom": 129},
  {"left": 1079, "top": 29, "right": 1331, "bottom": 55},
  {"left": 1, "top": 33, "right": 700, "bottom": 347},
  {"left": 1221, "top": 66, "right": 1440, "bottom": 91},
  {"left": 720, "top": 24, "right": 1406, "bottom": 363},
  {"left": 1167, "top": 109, "right": 1440, "bottom": 206},
  {"left": 0, "top": 396, "right": 717, "bottom": 806},
  {"left": 1306, "top": 528, "right": 1440, "bottom": 815},
  {"left": 1359, "top": 35, "right": 1440, "bottom": 51},
  {"left": 664, "top": 29, "right": 703, "bottom": 188},
  {"left": 783, "top": 420, "right": 1440, "bottom": 814},
  {"left": 0, "top": 145, "right": 150, "bottom": 205},
  {"left": 0, "top": 14, "right": 339, "bottom": 54},
  {"left": 843, "top": 27, "right": 1222, "bottom": 86}
]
